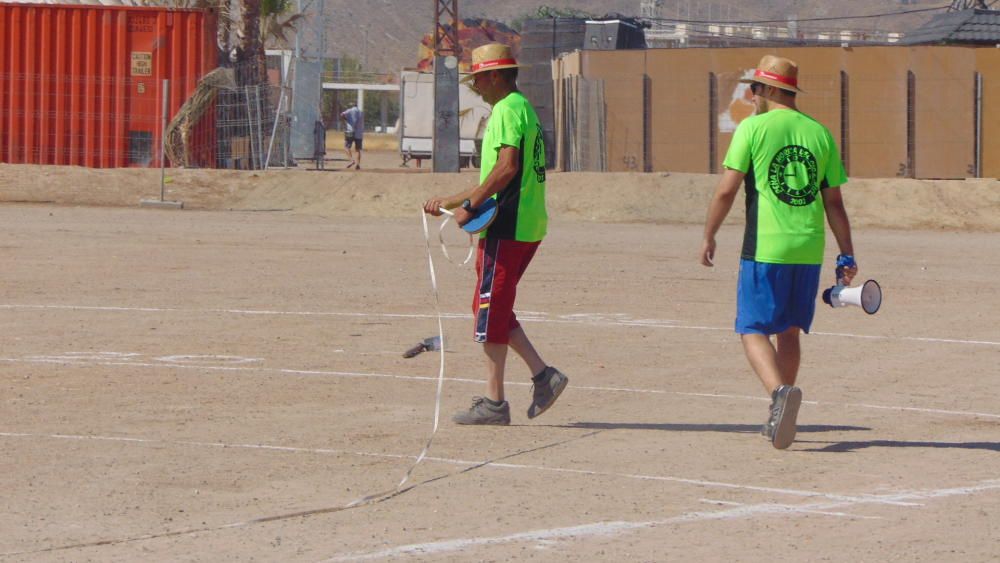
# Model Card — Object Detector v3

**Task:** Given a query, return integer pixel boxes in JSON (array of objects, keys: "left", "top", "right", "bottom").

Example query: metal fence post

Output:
[
  {"left": 974, "top": 72, "right": 982, "bottom": 178},
  {"left": 160, "top": 79, "right": 169, "bottom": 200},
  {"left": 140, "top": 78, "right": 182, "bottom": 208},
  {"left": 254, "top": 85, "right": 265, "bottom": 169},
  {"left": 245, "top": 85, "right": 257, "bottom": 169},
  {"left": 265, "top": 89, "right": 285, "bottom": 168}
]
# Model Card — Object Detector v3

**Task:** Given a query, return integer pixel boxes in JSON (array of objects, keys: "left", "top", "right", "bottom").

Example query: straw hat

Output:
[
  {"left": 460, "top": 43, "right": 525, "bottom": 83},
  {"left": 739, "top": 55, "right": 804, "bottom": 93}
]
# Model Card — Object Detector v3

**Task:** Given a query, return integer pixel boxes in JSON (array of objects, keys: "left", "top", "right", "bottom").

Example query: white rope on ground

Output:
[
  {"left": 289, "top": 207, "right": 453, "bottom": 508},
  {"left": 344, "top": 208, "right": 452, "bottom": 505}
]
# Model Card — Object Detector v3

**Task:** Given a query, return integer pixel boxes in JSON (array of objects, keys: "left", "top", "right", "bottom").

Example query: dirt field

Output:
[{"left": 0, "top": 154, "right": 998, "bottom": 561}]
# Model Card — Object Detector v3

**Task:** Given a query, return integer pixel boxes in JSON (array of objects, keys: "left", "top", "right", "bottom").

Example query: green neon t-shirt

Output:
[
  {"left": 479, "top": 91, "right": 547, "bottom": 242},
  {"left": 723, "top": 109, "right": 847, "bottom": 265}
]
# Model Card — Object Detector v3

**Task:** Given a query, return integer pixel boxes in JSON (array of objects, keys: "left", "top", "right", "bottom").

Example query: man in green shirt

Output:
[
  {"left": 700, "top": 55, "right": 858, "bottom": 449},
  {"left": 423, "top": 43, "right": 568, "bottom": 426}
]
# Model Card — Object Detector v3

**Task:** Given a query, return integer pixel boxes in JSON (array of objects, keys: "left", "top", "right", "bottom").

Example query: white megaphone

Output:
[{"left": 822, "top": 279, "right": 882, "bottom": 314}]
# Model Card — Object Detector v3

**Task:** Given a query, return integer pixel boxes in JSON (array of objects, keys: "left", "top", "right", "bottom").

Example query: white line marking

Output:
[
  {"left": 0, "top": 431, "right": 920, "bottom": 506},
  {"left": 697, "top": 499, "right": 881, "bottom": 520},
  {"left": 325, "top": 480, "right": 1000, "bottom": 561},
  {"left": 700, "top": 498, "right": 745, "bottom": 506},
  {"left": 841, "top": 402, "right": 1000, "bottom": 418},
  {"left": 2, "top": 303, "right": 997, "bottom": 347},
  {"left": 811, "top": 330, "right": 1000, "bottom": 347},
  {"left": 2, "top": 354, "right": 998, "bottom": 420},
  {"left": 154, "top": 355, "right": 263, "bottom": 365}
]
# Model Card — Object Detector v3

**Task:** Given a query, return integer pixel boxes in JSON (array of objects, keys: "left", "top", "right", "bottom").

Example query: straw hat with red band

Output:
[
  {"left": 739, "top": 54, "right": 804, "bottom": 93},
  {"left": 460, "top": 43, "right": 525, "bottom": 83}
]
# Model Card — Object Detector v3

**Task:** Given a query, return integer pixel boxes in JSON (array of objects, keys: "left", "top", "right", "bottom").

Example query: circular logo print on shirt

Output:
[{"left": 768, "top": 145, "right": 819, "bottom": 206}]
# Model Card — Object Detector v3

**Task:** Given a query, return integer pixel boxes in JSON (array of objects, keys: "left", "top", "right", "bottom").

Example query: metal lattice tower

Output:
[
  {"left": 640, "top": 0, "right": 664, "bottom": 19},
  {"left": 948, "top": 0, "right": 989, "bottom": 10},
  {"left": 433, "top": 0, "right": 460, "bottom": 56}
]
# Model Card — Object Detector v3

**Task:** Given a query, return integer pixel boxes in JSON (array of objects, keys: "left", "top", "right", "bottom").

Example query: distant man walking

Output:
[
  {"left": 700, "top": 55, "right": 858, "bottom": 449},
  {"left": 422, "top": 43, "right": 568, "bottom": 425},
  {"left": 340, "top": 102, "right": 364, "bottom": 170}
]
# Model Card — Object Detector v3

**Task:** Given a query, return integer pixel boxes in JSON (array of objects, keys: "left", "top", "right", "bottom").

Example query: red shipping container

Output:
[{"left": 0, "top": 2, "right": 217, "bottom": 167}]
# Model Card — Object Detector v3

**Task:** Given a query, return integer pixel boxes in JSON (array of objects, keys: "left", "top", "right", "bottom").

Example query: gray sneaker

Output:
[
  {"left": 527, "top": 367, "right": 569, "bottom": 419},
  {"left": 769, "top": 385, "right": 803, "bottom": 450},
  {"left": 452, "top": 397, "right": 510, "bottom": 425},
  {"left": 762, "top": 396, "right": 778, "bottom": 439}
]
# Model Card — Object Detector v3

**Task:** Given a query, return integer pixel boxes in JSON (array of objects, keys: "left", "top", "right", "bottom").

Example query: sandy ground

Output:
[{"left": 0, "top": 152, "right": 998, "bottom": 561}]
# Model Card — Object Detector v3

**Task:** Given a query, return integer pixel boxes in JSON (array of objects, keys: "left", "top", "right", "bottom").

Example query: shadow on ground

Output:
[
  {"left": 558, "top": 423, "right": 998, "bottom": 453},
  {"left": 796, "top": 440, "right": 1000, "bottom": 453},
  {"left": 561, "top": 422, "right": 870, "bottom": 433}
]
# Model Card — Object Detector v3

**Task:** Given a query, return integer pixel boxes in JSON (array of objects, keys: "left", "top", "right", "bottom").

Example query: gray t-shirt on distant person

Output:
[{"left": 341, "top": 107, "right": 364, "bottom": 138}]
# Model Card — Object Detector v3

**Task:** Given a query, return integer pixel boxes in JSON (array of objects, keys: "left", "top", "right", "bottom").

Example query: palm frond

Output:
[{"left": 263, "top": 12, "right": 303, "bottom": 43}]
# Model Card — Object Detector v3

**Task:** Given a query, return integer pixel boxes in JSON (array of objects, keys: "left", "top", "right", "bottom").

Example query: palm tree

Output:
[
  {"left": 239, "top": 0, "right": 264, "bottom": 86},
  {"left": 133, "top": 0, "right": 301, "bottom": 167},
  {"left": 188, "top": 0, "right": 301, "bottom": 168},
  {"left": 134, "top": 0, "right": 299, "bottom": 87},
  {"left": 208, "top": 0, "right": 297, "bottom": 87}
]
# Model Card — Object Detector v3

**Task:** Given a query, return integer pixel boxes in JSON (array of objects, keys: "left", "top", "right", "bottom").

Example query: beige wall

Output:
[
  {"left": 559, "top": 46, "right": 998, "bottom": 179},
  {"left": 913, "top": 47, "right": 975, "bottom": 178},
  {"left": 644, "top": 50, "right": 710, "bottom": 172},
  {"left": 843, "top": 47, "right": 909, "bottom": 178},
  {"left": 976, "top": 49, "right": 1000, "bottom": 179}
]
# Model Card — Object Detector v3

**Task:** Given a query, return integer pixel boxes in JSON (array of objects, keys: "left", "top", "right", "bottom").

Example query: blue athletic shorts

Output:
[{"left": 735, "top": 259, "right": 821, "bottom": 335}]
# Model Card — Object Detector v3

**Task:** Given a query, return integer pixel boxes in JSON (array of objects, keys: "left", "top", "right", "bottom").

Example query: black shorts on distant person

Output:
[{"left": 344, "top": 134, "right": 363, "bottom": 150}]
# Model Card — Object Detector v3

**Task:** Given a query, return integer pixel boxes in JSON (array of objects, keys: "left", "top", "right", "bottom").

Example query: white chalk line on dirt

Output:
[
  {"left": 698, "top": 498, "right": 883, "bottom": 520},
  {"left": 2, "top": 303, "right": 998, "bottom": 347},
  {"left": 324, "top": 479, "right": 1000, "bottom": 561},
  {"left": 0, "top": 430, "right": 923, "bottom": 508},
  {"left": 3, "top": 355, "right": 999, "bottom": 421}
]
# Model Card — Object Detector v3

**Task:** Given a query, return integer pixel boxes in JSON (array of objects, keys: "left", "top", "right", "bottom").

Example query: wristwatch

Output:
[{"left": 461, "top": 199, "right": 475, "bottom": 212}]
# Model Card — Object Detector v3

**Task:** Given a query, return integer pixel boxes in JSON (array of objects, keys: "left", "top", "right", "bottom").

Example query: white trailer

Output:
[{"left": 398, "top": 69, "right": 492, "bottom": 167}]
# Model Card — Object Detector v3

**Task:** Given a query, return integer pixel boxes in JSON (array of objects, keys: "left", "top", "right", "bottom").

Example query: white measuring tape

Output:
[
  {"left": 435, "top": 208, "right": 476, "bottom": 266},
  {"left": 343, "top": 208, "right": 455, "bottom": 506}
]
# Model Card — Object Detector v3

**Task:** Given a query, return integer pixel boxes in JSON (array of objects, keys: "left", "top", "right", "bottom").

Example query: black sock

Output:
[
  {"left": 484, "top": 397, "right": 504, "bottom": 407},
  {"left": 532, "top": 367, "right": 549, "bottom": 382}
]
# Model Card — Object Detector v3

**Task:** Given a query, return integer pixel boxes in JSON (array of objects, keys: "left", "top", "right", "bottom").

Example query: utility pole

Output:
[{"left": 432, "top": 0, "right": 461, "bottom": 172}]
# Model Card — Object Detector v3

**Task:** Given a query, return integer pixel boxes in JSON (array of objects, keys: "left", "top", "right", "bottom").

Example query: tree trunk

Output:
[{"left": 239, "top": 0, "right": 265, "bottom": 87}]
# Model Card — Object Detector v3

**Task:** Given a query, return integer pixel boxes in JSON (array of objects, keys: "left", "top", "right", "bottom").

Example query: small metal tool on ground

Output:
[{"left": 402, "top": 336, "right": 442, "bottom": 358}]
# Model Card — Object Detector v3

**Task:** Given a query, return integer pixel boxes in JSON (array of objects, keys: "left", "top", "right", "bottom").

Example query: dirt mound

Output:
[{"left": 2, "top": 161, "right": 997, "bottom": 231}]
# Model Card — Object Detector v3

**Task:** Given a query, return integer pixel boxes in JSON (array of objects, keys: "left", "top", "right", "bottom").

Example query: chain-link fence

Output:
[
  {"left": 1, "top": 65, "right": 292, "bottom": 170},
  {"left": 215, "top": 81, "right": 292, "bottom": 169}
]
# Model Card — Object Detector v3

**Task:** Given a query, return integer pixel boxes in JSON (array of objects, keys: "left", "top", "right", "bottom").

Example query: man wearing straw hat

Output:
[
  {"left": 700, "top": 55, "right": 858, "bottom": 449},
  {"left": 422, "top": 43, "right": 568, "bottom": 425}
]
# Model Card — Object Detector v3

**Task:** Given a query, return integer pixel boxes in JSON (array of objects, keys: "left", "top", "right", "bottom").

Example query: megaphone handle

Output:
[{"left": 835, "top": 254, "right": 856, "bottom": 286}]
